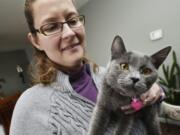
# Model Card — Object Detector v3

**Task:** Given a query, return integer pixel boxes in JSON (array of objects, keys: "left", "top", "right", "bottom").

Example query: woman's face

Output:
[{"left": 29, "top": 0, "right": 86, "bottom": 71}]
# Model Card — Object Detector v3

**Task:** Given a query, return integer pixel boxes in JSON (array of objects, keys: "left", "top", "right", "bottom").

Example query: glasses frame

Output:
[{"left": 34, "top": 15, "right": 85, "bottom": 36}]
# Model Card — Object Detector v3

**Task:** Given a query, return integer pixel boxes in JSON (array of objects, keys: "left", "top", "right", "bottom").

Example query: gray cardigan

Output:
[
  {"left": 10, "top": 65, "right": 147, "bottom": 135},
  {"left": 10, "top": 66, "right": 106, "bottom": 135}
]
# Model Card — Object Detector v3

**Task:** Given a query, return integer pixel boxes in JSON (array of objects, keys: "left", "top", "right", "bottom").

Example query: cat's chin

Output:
[
  {"left": 116, "top": 87, "right": 143, "bottom": 97},
  {"left": 117, "top": 90, "right": 134, "bottom": 97},
  {"left": 134, "top": 86, "right": 148, "bottom": 95}
]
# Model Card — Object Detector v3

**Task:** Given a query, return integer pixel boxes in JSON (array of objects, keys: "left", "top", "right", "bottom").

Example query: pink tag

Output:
[{"left": 131, "top": 98, "right": 143, "bottom": 111}]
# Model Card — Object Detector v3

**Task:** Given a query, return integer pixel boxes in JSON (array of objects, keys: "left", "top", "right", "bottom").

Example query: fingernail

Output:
[{"left": 145, "top": 99, "right": 148, "bottom": 102}]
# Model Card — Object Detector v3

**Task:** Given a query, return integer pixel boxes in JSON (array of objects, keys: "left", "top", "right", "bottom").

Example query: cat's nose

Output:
[{"left": 131, "top": 77, "right": 139, "bottom": 84}]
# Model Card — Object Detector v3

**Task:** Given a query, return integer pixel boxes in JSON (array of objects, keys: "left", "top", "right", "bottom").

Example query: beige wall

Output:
[{"left": 80, "top": 0, "right": 180, "bottom": 69}]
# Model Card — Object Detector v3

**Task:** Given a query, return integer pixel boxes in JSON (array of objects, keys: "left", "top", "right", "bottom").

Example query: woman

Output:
[{"left": 10, "top": 0, "right": 164, "bottom": 134}]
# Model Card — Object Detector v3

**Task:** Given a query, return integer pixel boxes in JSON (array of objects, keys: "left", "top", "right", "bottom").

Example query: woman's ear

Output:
[{"left": 27, "top": 33, "right": 43, "bottom": 51}]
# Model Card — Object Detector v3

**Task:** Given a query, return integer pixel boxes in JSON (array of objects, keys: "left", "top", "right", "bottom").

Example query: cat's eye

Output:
[
  {"left": 120, "top": 63, "right": 129, "bottom": 71},
  {"left": 141, "top": 68, "right": 152, "bottom": 75}
]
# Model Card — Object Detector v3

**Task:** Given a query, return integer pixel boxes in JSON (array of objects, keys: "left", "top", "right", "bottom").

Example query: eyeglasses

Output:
[{"left": 34, "top": 15, "right": 85, "bottom": 36}]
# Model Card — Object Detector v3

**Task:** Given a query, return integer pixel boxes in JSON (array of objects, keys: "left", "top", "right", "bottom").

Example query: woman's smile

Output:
[{"left": 61, "top": 42, "right": 81, "bottom": 52}]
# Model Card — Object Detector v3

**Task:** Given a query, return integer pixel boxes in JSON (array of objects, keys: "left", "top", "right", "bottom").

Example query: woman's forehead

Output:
[{"left": 32, "top": 0, "right": 77, "bottom": 26}]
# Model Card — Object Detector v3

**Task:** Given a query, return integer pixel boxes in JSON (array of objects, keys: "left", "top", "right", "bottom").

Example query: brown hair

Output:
[
  {"left": 24, "top": 0, "right": 57, "bottom": 85},
  {"left": 24, "top": 0, "right": 98, "bottom": 85}
]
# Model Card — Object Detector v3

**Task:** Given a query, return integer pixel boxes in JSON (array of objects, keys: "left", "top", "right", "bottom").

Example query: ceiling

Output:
[{"left": 0, "top": 0, "right": 89, "bottom": 52}]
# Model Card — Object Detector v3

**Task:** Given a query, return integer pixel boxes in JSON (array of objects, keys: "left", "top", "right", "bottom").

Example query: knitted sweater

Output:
[
  {"left": 9, "top": 65, "right": 106, "bottom": 135},
  {"left": 10, "top": 64, "right": 148, "bottom": 135}
]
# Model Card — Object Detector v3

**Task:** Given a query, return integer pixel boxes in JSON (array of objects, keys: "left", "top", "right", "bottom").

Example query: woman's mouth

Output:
[{"left": 61, "top": 43, "right": 80, "bottom": 52}]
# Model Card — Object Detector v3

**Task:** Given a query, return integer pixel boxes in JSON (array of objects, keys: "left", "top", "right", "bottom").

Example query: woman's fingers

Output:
[
  {"left": 120, "top": 83, "right": 163, "bottom": 115},
  {"left": 140, "top": 83, "right": 162, "bottom": 105}
]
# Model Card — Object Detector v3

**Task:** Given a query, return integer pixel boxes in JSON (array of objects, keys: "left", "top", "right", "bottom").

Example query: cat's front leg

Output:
[
  {"left": 115, "top": 115, "right": 134, "bottom": 135},
  {"left": 87, "top": 105, "right": 110, "bottom": 135},
  {"left": 143, "top": 105, "right": 161, "bottom": 135}
]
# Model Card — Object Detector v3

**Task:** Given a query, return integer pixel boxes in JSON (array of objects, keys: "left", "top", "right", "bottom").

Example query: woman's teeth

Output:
[{"left": 61, "top": 43, "right": 79, "bottom": 51}]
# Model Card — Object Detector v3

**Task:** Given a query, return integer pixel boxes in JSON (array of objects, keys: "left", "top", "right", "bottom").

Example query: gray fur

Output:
[{"left": 87, "top": 35, "right": 171, "bottom": 135}]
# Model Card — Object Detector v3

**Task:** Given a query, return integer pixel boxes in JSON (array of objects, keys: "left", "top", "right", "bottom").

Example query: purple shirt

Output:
[{"left": 69, "top": 64, "right": 98, "bottom": 103}]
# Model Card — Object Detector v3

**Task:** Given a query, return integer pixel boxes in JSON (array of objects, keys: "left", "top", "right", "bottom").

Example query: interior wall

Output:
[
  {"left": 0, "top": 50, "right": 30, "bottom": 96},
  {"left": 80, "top": 0, "right": 180, "bottom": 69}
]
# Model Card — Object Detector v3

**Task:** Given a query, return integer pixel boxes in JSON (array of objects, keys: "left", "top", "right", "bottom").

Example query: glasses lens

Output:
[
  {"left": 41, "top": 22, "right": 62, "bottom": 36},
  {"left": 68, "top": 16, "right": 84, "bottom": 28},
  {"left": 39, "top": 15, "right": 85, "bottom": 36}
]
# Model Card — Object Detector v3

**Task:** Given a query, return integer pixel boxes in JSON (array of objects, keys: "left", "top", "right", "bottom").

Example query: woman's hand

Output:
[
  {"left": 121, "top": 83, "right": 164, "bottom": 114},
  {"left": 140, "top": 83, "right": 164, "bottom": 105}
]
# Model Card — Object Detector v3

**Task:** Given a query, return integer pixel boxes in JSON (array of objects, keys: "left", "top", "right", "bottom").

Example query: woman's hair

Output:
[
  {"left": 25, "top": 0, "right": 57, "bottom": 85},
  {"left": 24, "top": 0, "right": 98, "bottom": 85},
  {"left": 24, "top": 0, "right": 37, "bottom": 35}
]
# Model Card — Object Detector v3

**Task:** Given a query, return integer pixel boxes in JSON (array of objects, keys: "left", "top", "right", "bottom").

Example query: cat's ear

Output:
[
  {"left": 111, "top": 35, "right": 127, "bottom": 60},
  {"left": 151, "top": 46, "right": 172, "bottom": 69}
]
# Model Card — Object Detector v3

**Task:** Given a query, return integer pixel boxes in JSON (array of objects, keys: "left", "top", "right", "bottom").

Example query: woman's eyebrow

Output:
[
  {"left": 65, "top": 12, "right": 79, "bottom": 19},
  {"left": 40, "top": 12, "right": 79, "bottom": 25}
]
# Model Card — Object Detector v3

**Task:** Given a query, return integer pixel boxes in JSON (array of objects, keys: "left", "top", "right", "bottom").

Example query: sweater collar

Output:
[{"left": 51, "top": 64, "right": 92, "bottom": 92}]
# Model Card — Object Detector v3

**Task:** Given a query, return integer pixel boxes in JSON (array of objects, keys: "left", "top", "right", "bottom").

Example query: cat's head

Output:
[{"left": 105, "top": 35, "right": 171, "bottom": 97}]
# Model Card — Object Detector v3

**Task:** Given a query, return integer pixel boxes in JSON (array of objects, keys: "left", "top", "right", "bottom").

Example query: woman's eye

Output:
[
  {"left": 68, "top": 18, "right": 78, "bottom": 26},
  {"left": 120, "top": 63, "right": 129, "bottom": 71},
  {"left": 142, "top": 68, "right": 152, "bottom": 75},
  {"left": 43, "top": 23, "right": 60, "bottom": 32}
]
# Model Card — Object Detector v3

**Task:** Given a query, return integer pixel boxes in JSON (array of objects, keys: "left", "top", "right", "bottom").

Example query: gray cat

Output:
[{"left": 87, "top": 35, "right": 171, "bottom": 135}]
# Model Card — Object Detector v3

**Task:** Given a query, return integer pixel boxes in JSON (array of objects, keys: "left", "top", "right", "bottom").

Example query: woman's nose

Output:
[{"left": 61, "top": 24, "right": 75, "bottom": 39}]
